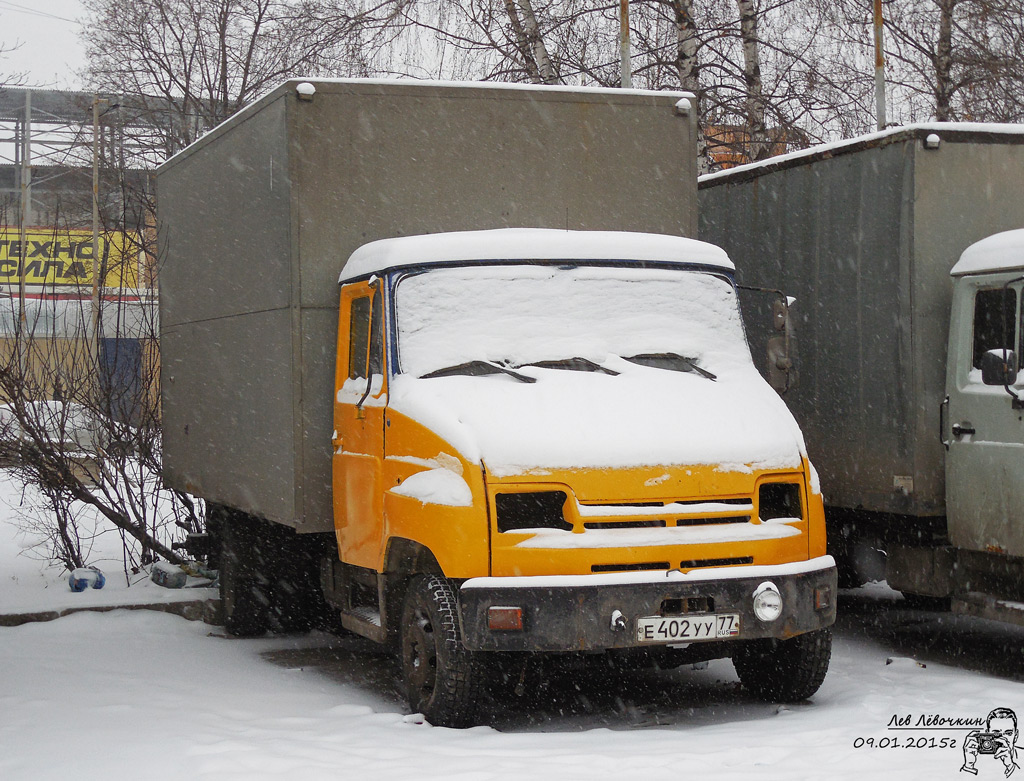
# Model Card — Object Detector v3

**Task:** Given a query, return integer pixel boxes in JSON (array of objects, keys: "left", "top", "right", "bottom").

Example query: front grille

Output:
[
  {"left": 674, "top": 515, "right": 749, "bottom": 526},
  {"left": 591, "top": 562, "right": 670, "bottom": 573},
  {"left": 583, "top": 519, "right": 666, "bottom": 529},
  {"left": 679, "top": 556, "right": 753, "bottom": 569},
  {"left": 575, "top": 496, "right": 755, "bottom": 529}
]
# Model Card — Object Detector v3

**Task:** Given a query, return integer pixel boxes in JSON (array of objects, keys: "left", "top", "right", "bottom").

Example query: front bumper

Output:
[{"left": 458, "top": 556, "right": 837, "bottom": 652}]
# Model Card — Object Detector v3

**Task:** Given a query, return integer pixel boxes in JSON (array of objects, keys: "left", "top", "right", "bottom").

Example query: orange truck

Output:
[{"left": 157, "top": 80, "right": 836, "bottom": 727}]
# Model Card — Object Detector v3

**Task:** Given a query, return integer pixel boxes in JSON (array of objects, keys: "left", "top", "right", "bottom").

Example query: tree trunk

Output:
[
  {"left": 504, "top": 0, "right": 558, "bottom": 84},
  {"left": 671, "top": 0, "right": 700, "bottom": 93},
  {"left": 737, "top": 0, "right": 768, "bottom": 161},
  {"left": 669, "top": 0, "right": 709, "bottom": 173},
  {"left": 934, "top": 0, "right": 955, "bottom": 121}
]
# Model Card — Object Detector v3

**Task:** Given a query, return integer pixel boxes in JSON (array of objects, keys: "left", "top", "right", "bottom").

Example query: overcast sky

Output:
[{"left": 1, "top": 0, "right": 86, "bottom": 90}]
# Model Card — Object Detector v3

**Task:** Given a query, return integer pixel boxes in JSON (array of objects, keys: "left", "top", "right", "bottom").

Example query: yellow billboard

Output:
[{"left": 0, "top": 228, "right": 140, "bottom": 288}]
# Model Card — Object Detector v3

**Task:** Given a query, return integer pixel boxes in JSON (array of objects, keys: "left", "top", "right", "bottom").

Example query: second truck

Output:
[{"left": 700, "top": 124, "right": 1024, "bottom": 629}]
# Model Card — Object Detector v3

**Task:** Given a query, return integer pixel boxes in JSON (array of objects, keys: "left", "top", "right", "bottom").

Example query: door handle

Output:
[
  {"left": 952, "top": 422, "right": 975, "bottom": 438},
  {"left": 939, "top": 396, "right": 949, "bottom": 450}
]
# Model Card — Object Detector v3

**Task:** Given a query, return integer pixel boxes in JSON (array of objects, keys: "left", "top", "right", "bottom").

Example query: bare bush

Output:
[{"left": 0, "top": 194, "right": 201, "bottom": 575}]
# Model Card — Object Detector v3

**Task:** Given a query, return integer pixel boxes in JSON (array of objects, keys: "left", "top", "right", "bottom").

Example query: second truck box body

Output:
[{"left": 699, "top": 127, "right": 1024, "bottom": 517}]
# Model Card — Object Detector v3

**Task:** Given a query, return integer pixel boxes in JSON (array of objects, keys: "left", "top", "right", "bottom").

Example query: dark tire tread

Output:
[
  {"left": 218, "top": 513, "right": 270, "bottom": 637},
  {"left": 401, "top": 575, "right": 485, "bottom": 728},
  {"left": 733, "top": 628, "right": 832, "bottom": 702}
]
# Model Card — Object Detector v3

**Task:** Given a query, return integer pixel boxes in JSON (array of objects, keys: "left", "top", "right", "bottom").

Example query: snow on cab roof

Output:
[
  {"left": 339, "top": 229, "right": 733, "bottom": 282},
  {"left": 951, "top": 229, "right": 1024, "bottom": 276}
]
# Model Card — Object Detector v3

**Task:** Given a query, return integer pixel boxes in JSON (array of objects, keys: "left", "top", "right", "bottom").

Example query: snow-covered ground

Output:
[
  {"left": 0, "top": 469, "right": 215, "bottom": 616},
  {"left": 4, "top": 471, "right": 1024, "bottom": 779}
]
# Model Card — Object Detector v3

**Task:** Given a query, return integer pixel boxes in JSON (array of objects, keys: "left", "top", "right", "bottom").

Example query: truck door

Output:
[
  {"left": 946, "top": 278, "right": 1024, "bottom": 557},
  {"left": 333, "top": 282, "right": 387, "bottom": 569}
]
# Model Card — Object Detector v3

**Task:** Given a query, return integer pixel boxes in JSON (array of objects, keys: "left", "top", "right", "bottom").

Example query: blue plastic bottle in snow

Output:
[{"left": 68, "top": 567, "right": 106, "bottom": 592}]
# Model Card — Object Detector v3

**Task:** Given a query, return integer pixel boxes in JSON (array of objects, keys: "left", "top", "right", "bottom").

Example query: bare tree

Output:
[
  {"left": 819, "top": 0, "right": 1024, "bottom": 125},
  {"left": 505, "top": 0, "right": 560, "bottom": 82},
  {"left": 0, "top": 188, "right": 200, "bottom": 574},
  {"left": 81, "top": 0, "right": 387, "bottom": 153},
  {"left": 736, "top": 0, "right": 768, "bottom": 159}
]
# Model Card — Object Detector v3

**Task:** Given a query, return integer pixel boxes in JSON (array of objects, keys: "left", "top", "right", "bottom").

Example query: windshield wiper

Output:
[
  {"left": 419, "top": 360, "right": 536, "bottom": 383},
  {"left": 623, "top": 353, "right": 717, "bottom": 381},
  {"left": 514, "top": 358, "right": 619, "bottom": 376}
]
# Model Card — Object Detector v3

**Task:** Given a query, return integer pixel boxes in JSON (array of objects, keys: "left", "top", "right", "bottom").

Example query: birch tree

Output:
[{"left": 736, "top": 0, "right": 768, "bottom": 159}]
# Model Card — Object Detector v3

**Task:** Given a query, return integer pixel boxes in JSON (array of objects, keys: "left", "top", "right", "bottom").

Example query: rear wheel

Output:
[
  {"left": 214, "top": 506, "right": 328, "bottom": 636},
  {"left": 218, "top": 512, "right": 271, "bottom": 637},
  {"left": 400, "top": 575, "right": 484, "bottom": 727},
  {"left": 732, "top": 628, "right": 832, "bottom": 702}
]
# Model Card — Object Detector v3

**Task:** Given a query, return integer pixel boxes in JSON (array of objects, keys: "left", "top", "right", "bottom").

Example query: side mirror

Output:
[
  {"left": 768, "top": 296, "right": 797, "bottom": 394},
  {"left": 981, "top": 349, "right": 1018, "bottom": 386}
]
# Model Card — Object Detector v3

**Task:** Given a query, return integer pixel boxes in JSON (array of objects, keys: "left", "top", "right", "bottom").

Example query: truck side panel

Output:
[
  {"left": 159, "top": 98, "right": 297, "bottom": 524},
  {"left": 700, "top": 132, "right": 1024, "bottom": 521},
  {"left": 160, "top": 81, "right": 698, "bottom": 532}
]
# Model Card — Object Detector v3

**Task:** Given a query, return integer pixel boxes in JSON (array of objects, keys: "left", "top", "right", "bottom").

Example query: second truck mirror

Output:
[
  {"left": 768, "top": 297, "right": 797, "bottom": 394},
  {"left": 981, "top": 348, "right": 1018, "bottom": 386}
]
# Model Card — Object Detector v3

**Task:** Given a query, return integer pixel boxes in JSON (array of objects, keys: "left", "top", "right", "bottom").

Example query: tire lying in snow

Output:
[{"left": 732, "top": 628, "right": 832, "bottom": 702}]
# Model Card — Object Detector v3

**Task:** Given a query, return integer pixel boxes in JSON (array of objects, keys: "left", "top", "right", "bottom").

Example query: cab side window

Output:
[
  {"left": 972, "top": 287, "right": 1017, "bottom": 370},
  {"left": 347, "top": 290, "right": 384, "bottom": 383},
  {"left": 348, "top": 297, "right": 371, "bottom": 380},
  {"left": 368, "top": 289, "right": 383, "bottom": 378}
]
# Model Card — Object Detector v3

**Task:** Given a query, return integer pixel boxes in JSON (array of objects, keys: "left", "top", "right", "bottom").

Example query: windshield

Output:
[{"left": 393, "top": 264, "right": 750, "bottom": 378}]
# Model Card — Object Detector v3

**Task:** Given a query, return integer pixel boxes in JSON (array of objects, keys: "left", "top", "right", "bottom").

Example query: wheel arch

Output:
[{"left": 382, "top": 537, "right": 447, "bottom": 645}]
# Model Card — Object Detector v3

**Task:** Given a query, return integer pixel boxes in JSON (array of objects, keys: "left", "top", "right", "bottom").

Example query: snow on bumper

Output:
[{"left": 458, "top": 556, "right": 837, "bottom": 652}]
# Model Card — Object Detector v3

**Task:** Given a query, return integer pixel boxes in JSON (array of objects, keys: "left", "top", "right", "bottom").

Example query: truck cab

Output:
[
  {"left": 887, "top": 229, "right": 1024, "bottom": 620},
  {"left": 326, "top": 228, "right": 837, "bottom": 726}
]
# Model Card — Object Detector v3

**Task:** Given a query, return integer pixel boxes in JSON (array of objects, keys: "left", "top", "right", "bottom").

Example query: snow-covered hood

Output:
[{"left": 388, "top": 359, "right": 806, "bottom": 478}]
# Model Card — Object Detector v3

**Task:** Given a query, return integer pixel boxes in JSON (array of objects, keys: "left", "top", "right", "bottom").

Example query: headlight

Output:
[
  {"left": 752, "top": 581, "right": 783, "bottom": 622},
  {"left": 495, "top": 491, "right": 570, "bottom": 532},
  {"left": 758, "top": 482, "right": 802, "bottom": 521}
]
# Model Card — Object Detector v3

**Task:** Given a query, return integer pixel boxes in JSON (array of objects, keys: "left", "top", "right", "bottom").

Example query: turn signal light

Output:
[{"left": 487, "top": 606, "right": 524, "bottom": 631}]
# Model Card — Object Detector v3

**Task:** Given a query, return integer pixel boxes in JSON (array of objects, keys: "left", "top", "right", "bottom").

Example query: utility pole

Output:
[
  {"left": 18, "top": 90, "right": 31, "bottom": 348},
  {"left": 91, "top": 95, "right": 108, "bottom": 374},
  {"left": 620, "top": 0, "right": 632, "bottom": 88},
  {"left": 873, "top": 0, "right": 887, "bottom": 130}
]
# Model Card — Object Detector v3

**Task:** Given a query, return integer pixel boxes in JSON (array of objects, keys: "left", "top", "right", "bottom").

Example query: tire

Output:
[
  {"left": 218, "top": 512, "right": 271, "bottom": 637},
  {"left": 732, "top": 628, "right": 832, "bottom": 702},
  {"left": 400, "top": 574, "right": 484, "bottom": 727},
  {"left": 215, "top": 505, "right": 331, "bottom": 636}
]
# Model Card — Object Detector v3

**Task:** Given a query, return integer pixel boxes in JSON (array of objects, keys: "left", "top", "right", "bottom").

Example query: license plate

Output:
[{"left": 635, "top": 613, "right": 740, "bottom": 643}]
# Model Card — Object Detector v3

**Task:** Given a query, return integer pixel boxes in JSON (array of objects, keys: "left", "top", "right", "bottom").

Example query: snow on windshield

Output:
[{"left": 394, "top": 264, "right": 749, "bottom": 378}]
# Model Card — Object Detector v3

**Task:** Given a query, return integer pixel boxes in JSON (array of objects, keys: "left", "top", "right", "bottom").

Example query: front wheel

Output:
[
  {"left": 732, "top": 628, "right": 832, "bottom": 702},
  {"left": 400, "top": 575, "right": 484, "bottom": 727}
]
